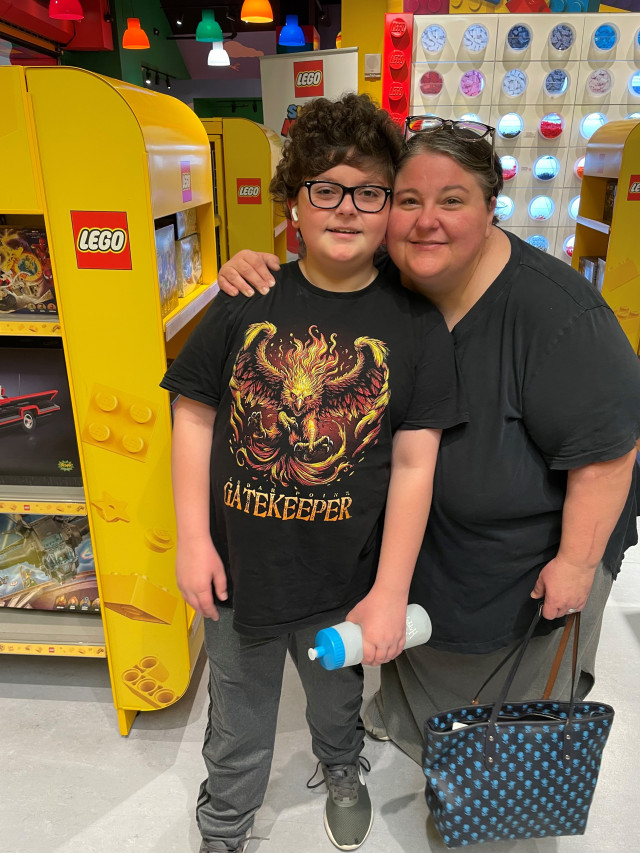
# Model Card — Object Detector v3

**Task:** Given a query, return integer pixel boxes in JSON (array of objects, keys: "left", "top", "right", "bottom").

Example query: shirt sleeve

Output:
[
  {"left": 523, "top": 305, "right": 640, "bottom": 469},
  {"left": 160, "top": 293, "right": 234, "bottom": 407},
  {"left": 401, "top": 305, "right": 469, "bottom": 431}
]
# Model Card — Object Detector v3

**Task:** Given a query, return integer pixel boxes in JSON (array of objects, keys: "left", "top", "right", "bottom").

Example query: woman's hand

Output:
[
  {"left": 530, "top": 555, "right": 596, "bottom": 619},
  {"left": 346, "top": 590, "right": 408, "bottom": 666},
  {"left": 217, "top": 250, "right": 281, "bottom": 297},
  {"left": 175, "top": 534, "right": 228, "bottom": 619}
]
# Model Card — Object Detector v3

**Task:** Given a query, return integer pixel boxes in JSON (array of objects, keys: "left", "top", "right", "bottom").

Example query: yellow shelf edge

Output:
[
  {"left": 164, "top": 281, "right": 220, "bottom": 341},
  {"left": 576, "top": 215, "right": 611, "bottom": 236},
  {"left": 0, "top": 642, "right": 106, "bottom": 657},
  {"left": 0, "top": 318, "right": 62, "bottom": 336}
]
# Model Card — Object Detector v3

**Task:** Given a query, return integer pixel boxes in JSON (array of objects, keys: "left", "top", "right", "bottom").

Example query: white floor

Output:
[{"left": 3, "top": 540, "right": 640, "bottom": 853}]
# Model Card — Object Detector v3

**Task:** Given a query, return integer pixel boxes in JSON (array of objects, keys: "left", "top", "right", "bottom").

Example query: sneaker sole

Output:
[{"left": 323, "top": 809, "right": 373, "bottom": 852}]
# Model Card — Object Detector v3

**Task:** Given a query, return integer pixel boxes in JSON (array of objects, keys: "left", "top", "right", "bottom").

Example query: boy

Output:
[{"left": 161, "top": 93, "right": 465, "bottom": 853}]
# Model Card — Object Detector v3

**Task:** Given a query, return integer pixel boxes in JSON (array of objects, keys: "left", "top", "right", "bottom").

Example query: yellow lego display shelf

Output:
[
  {"left": 573, "top": 120, "right": 640, "bottom": 351},
  {"left": 0, "top": 65, "right": 216, "bottom": 734},
  {"left": 200, "top": 117, "right": 287, "bottom": 266}
]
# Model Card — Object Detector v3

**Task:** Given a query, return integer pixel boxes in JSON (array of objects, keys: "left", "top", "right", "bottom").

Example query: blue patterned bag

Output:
[{"left": 422, "top": 609, "right": 614, "bottom": 848}]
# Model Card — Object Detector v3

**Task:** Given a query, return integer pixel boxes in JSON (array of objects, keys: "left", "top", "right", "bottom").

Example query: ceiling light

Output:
[
  {"left": 240, "top": 0, "right": 273, "bottom": 24},
  {"left": 208, "top": 42, "right": 231, "bottom": 66},
  {"left": 48, "top": 0, "right": 84, "bottom": 21},
  {"left": 196, "top": 10, "right": 223, "bottom": 42},
  {"left": 123, "top": 18, "right": 150, "bottom": 49},
  {"left": 279, "top": 15, "right": 305, "bottom": 47}
]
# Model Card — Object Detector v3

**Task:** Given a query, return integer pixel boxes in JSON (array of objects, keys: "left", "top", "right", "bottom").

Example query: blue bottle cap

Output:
[{"left": 309, "top": 627, "right": 346, "bottom": 670}]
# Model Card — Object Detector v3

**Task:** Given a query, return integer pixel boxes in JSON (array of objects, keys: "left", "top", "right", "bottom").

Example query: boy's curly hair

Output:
[{"left": 270, "top": 93, "right": 404, "bottom": 219}]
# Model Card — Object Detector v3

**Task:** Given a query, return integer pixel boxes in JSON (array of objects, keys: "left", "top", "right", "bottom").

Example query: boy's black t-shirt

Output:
[{"left": 162, "top": 262, "right": 466, "bottom": 636}]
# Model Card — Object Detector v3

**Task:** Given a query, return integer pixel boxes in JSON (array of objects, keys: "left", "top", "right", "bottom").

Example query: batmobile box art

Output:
[{"left": 0, "top": 387, "right": 60, "bottom": 432}]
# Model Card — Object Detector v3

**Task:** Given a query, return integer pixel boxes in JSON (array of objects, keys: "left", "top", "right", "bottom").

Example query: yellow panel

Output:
[
  {"left": 0, "top": 642, "right": 106, "bottom": 657},
  {"left": 0, "top": 67, "right": 43, "bottom": 213}
]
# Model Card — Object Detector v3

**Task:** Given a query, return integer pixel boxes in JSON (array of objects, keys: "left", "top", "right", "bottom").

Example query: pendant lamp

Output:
[
  {"left": 196, "top": 10, "right": 224, "bottom": 42},
  {"left": 208, "top": 41, "right": 231, "bottom": 66},
  {"left": 240, "top": 0, "right": 273, "bottom": 23},
  {"left": 123, "top": 18, "right": 150, "bottom": 49},
  {"left": 278, "top": 15, "right": 305, "bottom": 47},
  {"left": 48, "top": 0, "right": 84, "bottom": 21}
]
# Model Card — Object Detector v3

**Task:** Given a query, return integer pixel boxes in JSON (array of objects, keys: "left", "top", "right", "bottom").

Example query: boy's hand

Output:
[
  {"left": 217, "top": 251, "right": 281, "bottom": 297},
  {"left": 175, "top": 535, "right": 228, "bottom": 619},
  {"left": 346, "top": 590, "right": 407, "bottom": 666}
]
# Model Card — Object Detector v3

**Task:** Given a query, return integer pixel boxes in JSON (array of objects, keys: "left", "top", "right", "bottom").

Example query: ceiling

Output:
[{"left": 158, "top": 1, "right": 338, "bottom": 38}]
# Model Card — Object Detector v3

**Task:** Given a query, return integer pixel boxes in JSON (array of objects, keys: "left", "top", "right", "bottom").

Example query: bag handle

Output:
[{"left": 483, "top": 606, "right": 580, "bottom": 769}]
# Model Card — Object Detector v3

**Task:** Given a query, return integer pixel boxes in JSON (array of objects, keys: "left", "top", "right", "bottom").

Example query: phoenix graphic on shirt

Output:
[{"left": 229, "top": 322, "right": 389, "bottom": 487}]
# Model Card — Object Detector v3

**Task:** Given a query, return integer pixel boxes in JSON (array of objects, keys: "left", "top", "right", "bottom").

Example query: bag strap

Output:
[
  {"left": 483, "top": 609, "right": 581, "bottom": 769},
  {"left": 542, "top": 613, "right": 578, "bottom": 699}
]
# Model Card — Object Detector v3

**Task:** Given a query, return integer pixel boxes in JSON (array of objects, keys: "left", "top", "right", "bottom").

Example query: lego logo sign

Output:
[
  {"left": 294, "top": 60, "right": 324, "bottom": 97},
  {"left": 628, "top": 175, "right": 640, "bottom": 200},
  {"left": 71, "top": 211, "right": 132, "bottom": 270},
  {"left": 237, "top": 179, "right": 262, "bottom": 205}
]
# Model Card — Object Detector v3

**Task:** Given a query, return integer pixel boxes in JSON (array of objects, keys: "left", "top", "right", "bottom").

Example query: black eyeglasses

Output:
[
  {"left": 303, "top": 180, "right": 392, "bottom": 213},
  {"left": 404, "top": 116, "right": 496, "bottom": 159}
]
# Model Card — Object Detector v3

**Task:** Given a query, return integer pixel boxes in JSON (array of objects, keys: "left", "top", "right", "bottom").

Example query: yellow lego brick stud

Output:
[
  {"left": 144, "top": 527, "right": 175, "bottom": 553},
  {"left": 101, "top": 572, "right": 177, "bottom": 624},
  {"left": 121, "top": 655, "right": 176, "bottom": 709},
  {"left": 91, "top": 491, "right": 131, "bottom": 523},
  {"left": 81, "top": 383, "right": 157, "bottom": 462}
]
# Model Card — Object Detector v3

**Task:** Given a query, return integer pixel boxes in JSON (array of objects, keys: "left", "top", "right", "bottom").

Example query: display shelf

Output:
[
  {"left": 1, "top": 65, "right": 216, "bottom": 734},
  {"left": 575, "top": 215, "right": 611, "bottom": 234},
  {"left": 164, "top": 280, "right": 219, "bottom": 341},
  {"left": 0, "top": 610, "right": 105, "bottom": 657},
  {"left": 574, "top": 118, "right": 640, "bottom": 350}
]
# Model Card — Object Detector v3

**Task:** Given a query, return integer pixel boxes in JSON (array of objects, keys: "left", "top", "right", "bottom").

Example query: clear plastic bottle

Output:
[{"left": 307, "top": 603, "right": 432, "bottom": 670}]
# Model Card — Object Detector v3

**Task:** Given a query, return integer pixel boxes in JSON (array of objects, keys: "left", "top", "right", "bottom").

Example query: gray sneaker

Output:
[
  {"left": 199, "top": 839, "right": 248, "bottom": 853},
  {"left": 308, "top": 759, "right": 373, "bottom": 850}
]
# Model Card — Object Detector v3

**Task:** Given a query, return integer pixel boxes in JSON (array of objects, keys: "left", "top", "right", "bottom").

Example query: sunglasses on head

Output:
[{"left": 404, "top": 116, "right": 496, "bottom": 160}]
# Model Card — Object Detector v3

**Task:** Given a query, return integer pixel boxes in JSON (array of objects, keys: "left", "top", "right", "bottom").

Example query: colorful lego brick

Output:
[
  {"left": 505, "top": 0, "right": 551, "bottom": 12},
  {"left": 405, "top": 0, "right": 450, "bottom": 13},
  {"left": 101, "top": 572, "right": 177, "bottom": 625},
  {"left": 121, "top": 655, "right": 177, "bottom": 709},
  {"left": 81, "top": 383, "right": 158, "bottom": 462}
]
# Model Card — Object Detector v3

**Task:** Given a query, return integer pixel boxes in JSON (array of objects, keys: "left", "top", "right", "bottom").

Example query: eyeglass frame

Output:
[
  {"left": 302, "top": 180, "right": 393, "bottom": 213},
  {"left": 403, "top": 116, "right": 497, "bottom": 160}
]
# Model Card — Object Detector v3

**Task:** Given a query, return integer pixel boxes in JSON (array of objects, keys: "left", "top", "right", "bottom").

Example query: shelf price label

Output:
[{"left": 71, "top": 211, "right": 132, "bottom": 270}]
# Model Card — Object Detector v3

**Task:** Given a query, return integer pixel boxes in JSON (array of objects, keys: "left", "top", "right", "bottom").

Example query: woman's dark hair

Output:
[
  {"left": 400, "top": 130, "right": 504, "bottom": 224},
  {"left": 270, "top": 93, "right": 404, "bottom": 219}
]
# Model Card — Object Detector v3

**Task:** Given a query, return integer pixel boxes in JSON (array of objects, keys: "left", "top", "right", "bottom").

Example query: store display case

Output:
[{"left": 0, "top": 65, "right": 218, "bottom": 734}]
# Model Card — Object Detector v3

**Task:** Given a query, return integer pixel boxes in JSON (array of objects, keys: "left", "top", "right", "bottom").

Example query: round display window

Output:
[
  {"left": 460, "top": 69, "right": 485, "bottom": 97},
  {"left": 533, "top": 155, "right": 561, "bottom": 181},
  {"left": 579, "top": 112, "right": 607, "bottom": 139},
  {"left": 593, "top": 23, "right": 618, "bottom": 51},
  {"left": 574, "top": 157, "right": 585, "bottom": 179},
  {"left": 497, "top": 113, "right": 524, "bottom": 139},
  {"left": 550, "top": 23, "right": 575, "bottom": 52},
  {"left": 539, "top": 113, "right": 565, "bottom": 139},
  {"left": 528, "top": 196, "right": 555, "bottom": 220},
  {"left": 506, "top": 24, "right": 531, "bottom": 52},
  {"left": 629, "top": 70, "right": 640, "bottom": 97},
  {"left": 563, "top": 235, "right": 575, "bottom": 257},
  {"left": 500, "top": 155, "right": 519, "bottom": 181},
  {"left": 502, "top": 68, "right": 527, "bottom": 97},
  {"left": 463, "top": 24, "right": 489, "bottom": 52},
  {"left": 525, "top": 235, "right": 550, "bottom": 252},
  {"left": 626, "top": 112, "right": 640, "bottom": 119},
  {"left": 459, "top": 112, "right": 483, "bottom": 123},
  {"left": 421, "top": 24, "right": 447, "bottom": 54},
  {"left": 495, "top": 195, "right": 515, "bottom": 221},
  {"left": 419, "top": 71, "right": 444, "bottom": 96},
  {"left": 568, "top": 196, "right": 581, "bottom": 220},
  {"left": 544, "top": 69, "right": 569, "bottom": 96},
  {"left": 587, "top": 69, "right": 613, "bottom": 97}
]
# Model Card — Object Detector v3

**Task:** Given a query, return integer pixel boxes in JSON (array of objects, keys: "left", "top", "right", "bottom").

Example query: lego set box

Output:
[
  {"left": 0, "top": 337, "right": 83, "bottom": 488},
  {"left": 0, "top": 512, "right": 98, "bottom": 613},
  {"left": 175, "top": 233, "right": 203, "bottom": 298},
  {"left": 154, "top": 223, "right": 179, "bottom": 318},
  {"left": 0, "top": 227, "right": 57, "bottom": 316}
]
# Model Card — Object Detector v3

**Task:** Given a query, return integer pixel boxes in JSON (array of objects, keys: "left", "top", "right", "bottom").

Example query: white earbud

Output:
[{"left": 291, "top": 206, "right": 299, "bottom": 222}]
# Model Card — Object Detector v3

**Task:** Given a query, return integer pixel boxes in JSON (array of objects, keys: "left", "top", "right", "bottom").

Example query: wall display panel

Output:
[
  {"left": 495, "top": 187, "right": 565, "bottom": 226},
  {"left": 500, "top": 225, "right": 555, "bottom": 253},
  {"left": 554, "top": 226, "right": 578, "bottom": 265},
  {"left": 408, "top": 13, "right": 640, "bottom": 261}
]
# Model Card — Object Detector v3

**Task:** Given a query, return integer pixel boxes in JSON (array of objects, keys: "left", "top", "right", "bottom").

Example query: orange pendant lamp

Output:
[
  {"left": 48, "top": 0, "right": 84, "bottom": 21},
  {"left": 240, "top": 0, "right": 273, "bottom": 23},
  {"left": 123, "top": 17, "right": 150, "bottom": 49}
]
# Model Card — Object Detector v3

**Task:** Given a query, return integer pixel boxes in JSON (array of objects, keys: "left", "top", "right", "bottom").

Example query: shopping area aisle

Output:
[{"left": 2, "top": 541, "right": 640, "bottom": 853}]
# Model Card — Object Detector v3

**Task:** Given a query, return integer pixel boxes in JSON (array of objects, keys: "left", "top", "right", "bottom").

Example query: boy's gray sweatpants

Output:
[{"left": 196, "top": 606, "right": 365, "bottom": 851}]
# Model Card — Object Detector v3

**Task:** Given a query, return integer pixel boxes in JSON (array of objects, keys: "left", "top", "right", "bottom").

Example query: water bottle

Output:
[{"left": 307, "top": 603, "right": 432, "bottom": 670}]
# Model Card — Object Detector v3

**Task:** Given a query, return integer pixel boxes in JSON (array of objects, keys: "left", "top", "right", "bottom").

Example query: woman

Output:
[{"left": 216, "top": 117, "right": 640, "bottom": 764}]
